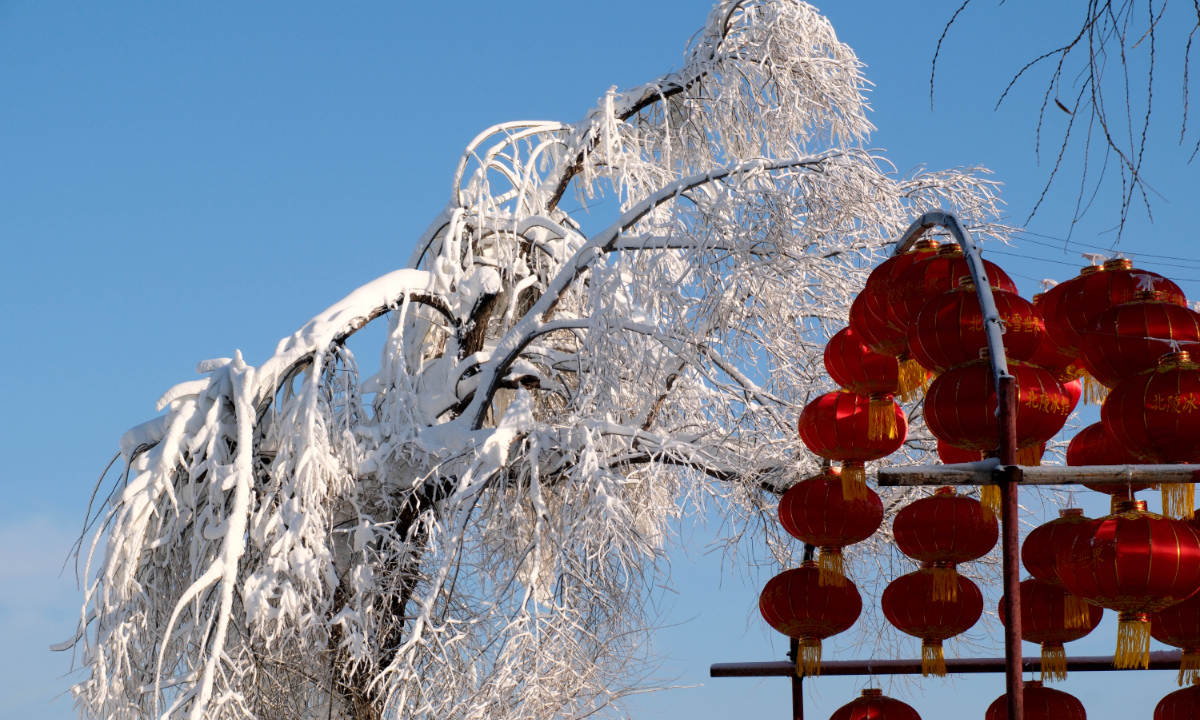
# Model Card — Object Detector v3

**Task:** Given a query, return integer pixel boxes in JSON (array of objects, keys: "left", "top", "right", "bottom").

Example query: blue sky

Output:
[{"left": 4, "top": 1, "right": 1200, "bottom": 718}]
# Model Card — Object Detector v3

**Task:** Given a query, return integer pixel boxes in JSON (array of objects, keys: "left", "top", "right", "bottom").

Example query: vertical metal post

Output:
[
  {"left": 789, "top": 638, "right": 804, "bottom": 720},
  {"left": 998, "top": 376, "right": 1023, "bottom": 720}
]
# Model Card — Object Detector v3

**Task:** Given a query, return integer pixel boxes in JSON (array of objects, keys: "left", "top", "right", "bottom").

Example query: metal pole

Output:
[
  {"left": 892, "top": 211, "right": 1023, "bottom": 719},
  {"left": 998, "top": 377, "right": 1023, "bottom": 720},
  {"left": 789, "top": 638, "right": 804, "bottom": 720},
  {"left": 711, "top": 650, "right": 1185, "bottom": 677}
]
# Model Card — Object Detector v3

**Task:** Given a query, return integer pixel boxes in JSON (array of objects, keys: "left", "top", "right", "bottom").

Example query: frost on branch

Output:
[{"left": 60, "top": 3, "right": 1014, "bottom": 719}]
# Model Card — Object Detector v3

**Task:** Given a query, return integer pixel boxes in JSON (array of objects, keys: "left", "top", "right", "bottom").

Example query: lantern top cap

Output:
[
  {"left": 1104, "top": 257, "right": 1134, "bottom": 271},
  {"left": 935, "top": 486, "right": 956, "bottom": 496},
  {"left": 1115, "top": 499, "right": 1149, "bottom": 514},
  {"left": 1160, "top": 350, "right": 1194, "bottom": 367},
  {"left": 1135, "top": 290, "right": 1166, "bottom": 302},
  {"left": 1080, "top": 266, "right": 1101, "bottom": 276},
  {"left": 800, "top": 559, "right": 819, "bottom": 569},
  {"left": 912, "top": 238, "right": 940, "bottom": 252},
  {"left": 1032, "top": 292, "right": 1045, "bottom": 303},
  {"left": 861, "top": 688, "right": 883, "bottom": 698},
  {"left": 1024, "top": 680, "right": 1044, "bottom": 689},
  {"left": 936, "top": 244, "right": 962, "bottom": 257},
  {"left": 1060, "top": 508, "right": 1084, "bottom": 517}
]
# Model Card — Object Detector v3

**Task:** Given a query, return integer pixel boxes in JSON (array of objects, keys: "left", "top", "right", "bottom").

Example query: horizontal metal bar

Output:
[
  {"left": 709, "top": 650, "right": 1183, "bottom": 678},
  {"left": 878, "top": 462, "right": 1200, "bottom": 487}
]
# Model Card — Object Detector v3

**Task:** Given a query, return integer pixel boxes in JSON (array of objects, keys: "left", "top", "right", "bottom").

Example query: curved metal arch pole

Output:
[{"left": 892, "top": 211, "right": 1024, "bottom": 720}]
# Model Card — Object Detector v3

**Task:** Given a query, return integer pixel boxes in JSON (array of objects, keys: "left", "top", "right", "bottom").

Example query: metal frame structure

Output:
[{"left": 709, "top": 211, "right": 1200, "bottom": 720}]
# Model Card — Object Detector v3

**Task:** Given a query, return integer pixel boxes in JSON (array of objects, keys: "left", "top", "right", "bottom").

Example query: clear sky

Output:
[{"left": 3, "top": 1, "right": 1200, "bottom": 718}]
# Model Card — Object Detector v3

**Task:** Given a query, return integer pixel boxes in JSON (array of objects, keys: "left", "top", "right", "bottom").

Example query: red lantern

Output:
[
  {"left": 1152, "top": 591, "right": 1200, "bottom": 685},
  {"left": 881, "top": 568, "right": 983, "bottom": 677},
  {"left": 888, "top": 244, "right": 1016, "bottom": 332},
  {"left": 1056, "top": 499, "right": 1200, "bottom": 668},
  {"left": 798, "top": 391, "right": 907, "bottom": 501},
  {"left": 1082, "top": 290, "right": 1200, "bottom": 390},
  {"left": 1102, "top": 351, "right": 1200, "bottom": 518},
  {"left": 1067, "top": 422, "right": 1149, "bottom": 508},
  {"left": 778, "top": 468, "right": 884, "bottom": 586},
  {"left": 985, "top": 681, "right": 1085, "bottom": 720},
  {"left": 1063, "top": 378, "right": 1082, "bottom": 413},
  {"left": 853, "top": 238, "right": 941, "bottom": 351},
  {"left": 892, "top": 487, "right": 997, "bottom": 600},
  {"left": 937, "top": 440, "right": 982, "bottom": 464},
  {"left": 997, "top": 578, "right": 1102, "bottom": 681},
  {"left": 924, "top": 360, "right": 1070, "bottom": 466},
  {"left": 1022, "top": 508, "right": 1096, "bottom": 628},
  {"left": 907, "top": 278, "right": 1045, "bottom": 373},
  {"left": 1156, "top": 684, "right": 1200, "bottom": 719},
  {"left": 1023, "top": 509, "right": 1091, "bottom": 587},
  {"left": 825, "top": 327, "right": 904, "bottom": 439},
  {"left": 829, "top": 688, "right": 921, "bottom": 720},
  {"left": 759, "top": 562, "right": 862, "bottom": 676},
  {"left": 1042, "top": 258, "right": 1187, "bottom": 403},
  {"left": 850, "top": 239, "right": 941, "bottom": 399}
]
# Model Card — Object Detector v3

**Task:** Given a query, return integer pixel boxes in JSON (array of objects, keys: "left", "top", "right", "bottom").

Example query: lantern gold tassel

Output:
[
  {"left": 1081, "top": 371, "right": 1110, "bottom": 405},
  {"left": 980, "top": 486, "right": 1002, "bottom": 521},
  {"left": 1016, "top": 445, "right": 1043, "bottom": 467},
  {"left": 897, "top": 358, "right": 928, "bottom": 403},
  {"left": 1179, "top": 649, "right": 1200, "bottom": 686},
  {"left": 1041, "top": 642, "right": 1068, "bottom": 682},
  {"left": 1115, "top": 612, "right": 1152, "bottom": 669},
  {"left": 796, "top": 638, "right": 822, "bottom": 677},
  {"left": 1162, "top": 483, "right": 1195, "bottom": 520},
  {"left": 928, "top": 563, "right": 959, "bottom": 602},
  {"left": 840, "top": 462, "right": 868, "bottom": 501},
  {"left": 868, "top": 397, "right": 898, "bottom": 441},
  {"left": 817, "top": 547, "right": 847, "bottom": 587},
  {"left": 1063, "top": 594, "right": 1093, "bottom": 629},
  {"left": 921, "top": 640, "right": 947, "bottom": 677}
]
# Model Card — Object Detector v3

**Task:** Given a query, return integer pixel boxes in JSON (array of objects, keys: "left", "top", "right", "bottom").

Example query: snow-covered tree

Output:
[{"left": 58, "top": 2, "right": 1014, "bottom": 719}]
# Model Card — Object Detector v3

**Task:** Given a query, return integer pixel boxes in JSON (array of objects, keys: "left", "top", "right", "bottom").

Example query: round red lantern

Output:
[
  {"left": 778, "top": 468, "right": 884, "bottom": 586},
  {"left": 825, "top": 327, "right": 904, "bottom": 440},
  {"left": 985, "top": 681, "right": 1085, "bottom": 720},
  {"left": 937, "top": 440, "right": 982, "bottom": 464},
  {"left": 997, "top": 578, "right": 1102, "bottom": 681},
  {"left": 850, "top": 239, "right": 941, "bottom": 399},
  {"left": 1081, "top": 291, "right": 1200, "bottom": 389},
  {"left": 893, "top": 487, "right": 997, "bottom": 600},
  {"left": 889, "top": 244, "right": 1017, "bottom": 332},
  {"left": 829, "top": 688, "right": 921, "bottom": 720},
  {"left": 1103, "top": 351, "right": 1200, "bottom": 518},
  {"left": 1042, "top": 258, "right": 1187, "bottom": 403},
  {"left": 1067, "top": 422, "right": 1149, "bottom": 508},
  {"left": 1056, "top": 499, "right": 1200, "bottom": 668},
  {"left": 853, "top": 238, "right": 941, "bottom": 352},
  {"left": 908, "top": 278, "right": 1045, "bottom": 373},
  {"left": 924, "top": 360, "right": 1070, "bottom": 467},
  {"left": 1152, "top": 590, "right": 1200, "bottom": 685},
  {"left": 1021, "top": 508, "right": 1096, "bottom": 628},
  {"left": 1156, "top": 684, "right": 1200, "bottom": 719},
  {"left": 759, "top": 562, "right": 862, "bottom": 676},
  {"left": 882, "top": 568, "right": 983, "bottom": 677},
  {"left": 798, "top": 391, "right": 907, "bottom": 501}
]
